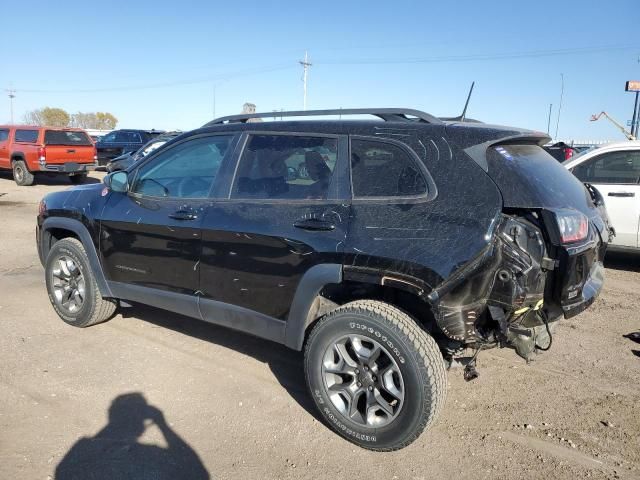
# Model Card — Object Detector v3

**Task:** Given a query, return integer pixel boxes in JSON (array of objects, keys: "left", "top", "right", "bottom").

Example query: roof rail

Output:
[{"left": 204, "top": 108, "right": 444, "bottom": 126}]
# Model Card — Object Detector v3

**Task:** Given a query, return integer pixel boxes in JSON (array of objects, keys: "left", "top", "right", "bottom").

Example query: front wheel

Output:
[
  {"left": 45, "top": 238, "right": 116, "bottom": 327},
  {"left": 304, "top": 300, "right": 447, "bottom": 451}
]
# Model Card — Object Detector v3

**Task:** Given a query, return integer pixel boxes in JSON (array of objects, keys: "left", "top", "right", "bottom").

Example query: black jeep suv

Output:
[{"left": 36, "top": 108, "right": 611, "bottom": 451}]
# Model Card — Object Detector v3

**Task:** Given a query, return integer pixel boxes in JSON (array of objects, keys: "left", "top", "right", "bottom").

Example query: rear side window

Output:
[
  {"left": 232, "top": 134, "right": 338, "bottom": 200},
  {"left": 572, "top": 150, "right": 640, "bottom": 185},
  {"left": 0, "top": 129, "right": 8, "bottom": 142},
  {"left": 14, "top": 130, "right": 39, "bottom": 143},
  {"left": 115, "top": 131, "right": 141, "bottom": 143},
  {"left": 350, "top": 139, "right": 426, "bottom": 197},
  {"left": 44, "top": 130, "right": 92, "bottom": 146}
]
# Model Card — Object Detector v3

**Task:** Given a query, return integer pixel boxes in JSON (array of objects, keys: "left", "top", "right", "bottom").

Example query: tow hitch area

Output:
[{"left": 429, "top": 211, "right": 603, "bottom": 376}]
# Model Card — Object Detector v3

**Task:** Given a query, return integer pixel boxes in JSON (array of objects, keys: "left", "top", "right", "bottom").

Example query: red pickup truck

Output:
[{"left": 0, "top": 126, "right": 97, "bottom": 186}]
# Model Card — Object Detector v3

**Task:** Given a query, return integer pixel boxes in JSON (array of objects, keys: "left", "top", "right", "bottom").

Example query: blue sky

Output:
[{"left": 1, "top": 0, "right": 638, "bottom": 140}]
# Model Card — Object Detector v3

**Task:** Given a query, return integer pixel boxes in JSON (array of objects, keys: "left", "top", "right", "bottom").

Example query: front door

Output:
[
  {"left": 99, "top": 134, "right": 237, "bottom": 296},
  {"left": 199, "top": 132, "right": 349, "bottom": 320},
  {"left": 572, "top": 149, "right": 640, "bottom": 248}
]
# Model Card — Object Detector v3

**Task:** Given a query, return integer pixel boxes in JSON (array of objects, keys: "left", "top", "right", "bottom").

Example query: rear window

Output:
[
  {"left": 44, "top": 130, "right": 92, "bottom": 146},
  {"left": 487, "top": 144, "right": 593, "bottom": 212},
  {"left": 350, "top": 139, "right": 427, "bottom": 197},
  {"left": 14, "top": 130, "right": 39, "bottom": 143}
]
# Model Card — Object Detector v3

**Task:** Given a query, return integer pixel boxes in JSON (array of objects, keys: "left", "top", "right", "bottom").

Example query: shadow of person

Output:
[
  {"left": 55, "top": 393, "right": 210, "bottom": 480},
  {"left": 119, "top": 304, "right": 323, "bottom": 425}
]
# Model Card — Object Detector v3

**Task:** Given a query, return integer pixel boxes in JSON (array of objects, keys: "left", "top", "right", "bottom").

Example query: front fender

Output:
[{"left": 40, "top": 217, "right": 113, "bottom": 298}]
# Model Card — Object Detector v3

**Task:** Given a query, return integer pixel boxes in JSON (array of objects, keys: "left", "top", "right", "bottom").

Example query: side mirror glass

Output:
[{"left": 105, "top": 171, "right": 129, "bottom": 193}]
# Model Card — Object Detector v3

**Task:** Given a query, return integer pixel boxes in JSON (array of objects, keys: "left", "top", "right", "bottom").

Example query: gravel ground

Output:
[{"left": 1, "top": 172, "right": 639, "bottom": 480}]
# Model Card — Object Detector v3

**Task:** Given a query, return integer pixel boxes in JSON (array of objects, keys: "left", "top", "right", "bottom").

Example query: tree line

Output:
[{"left": 23, "top": 107, "right": 118, "bottom": 130}]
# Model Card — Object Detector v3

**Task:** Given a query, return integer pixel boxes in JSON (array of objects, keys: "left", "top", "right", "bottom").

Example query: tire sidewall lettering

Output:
[{"left": 348, "top": 321, "right": 405, "bottom": 364}]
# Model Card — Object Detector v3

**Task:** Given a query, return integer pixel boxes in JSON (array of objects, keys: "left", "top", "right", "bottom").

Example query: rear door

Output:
[
  {"left": 199, "top": 132, "right": 349, "bottom": 320},
  {"left": 100, "top": 133, "right": 237, "bottom": 300},
  {"left": 43, "top": 130, "right": 95, "bottom": 165},
  {"left": 571, "top": 149, "right": 640, "bottom": 248},
  {"left": 0, "top": 128, "right": 9, "bottom": 168}
]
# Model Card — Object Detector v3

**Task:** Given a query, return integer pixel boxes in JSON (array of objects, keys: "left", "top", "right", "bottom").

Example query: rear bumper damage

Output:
[{"left": 427, "top": 211, "right": 607, "bottom": 362}]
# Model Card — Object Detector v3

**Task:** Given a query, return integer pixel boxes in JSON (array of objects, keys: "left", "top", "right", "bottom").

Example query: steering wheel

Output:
[{"left": 176, "top": 177, "right": 210, "bottom": 198}]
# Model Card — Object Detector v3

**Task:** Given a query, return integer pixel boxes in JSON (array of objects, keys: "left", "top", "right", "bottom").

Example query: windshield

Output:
[{"left": 45, "top": 130, "right": 92, "bottom": 146}]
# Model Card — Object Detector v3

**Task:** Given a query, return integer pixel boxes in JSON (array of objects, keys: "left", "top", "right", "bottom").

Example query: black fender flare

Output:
[
  {"left": 10, "top": 152, "right": 29, "bottom": 169},
  {"left": 284, "top": 263, "right": 342, "bottom": 350},
  {"left": 41, "top": 217, "right": 113, "bottom": 298}
]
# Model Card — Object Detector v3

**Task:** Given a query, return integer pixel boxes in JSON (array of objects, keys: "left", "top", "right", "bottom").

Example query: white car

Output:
[{"left": 564, "top": 141, "right": 640, "bottom": 251}]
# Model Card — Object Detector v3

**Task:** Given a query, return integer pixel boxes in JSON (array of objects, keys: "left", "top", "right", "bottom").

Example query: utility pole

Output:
[
  {"left": 631, "top": 91, "right": 639, "bottom": 138},
  {"left": 6, "top": 89, "right": 16, "bottom": 123},
  {"left": 554, "top": 73, "right": 564, "bottom": 141},
  {"left": 547, "top": 103, "right": 553, "bottom": 135},
  {"left": 299, "top": 51, "right": 312, "bottom": 111}
]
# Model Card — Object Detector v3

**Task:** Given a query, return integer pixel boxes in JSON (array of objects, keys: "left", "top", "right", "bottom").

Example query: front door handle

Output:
[
  {"left": 608, "top": 192, "right": 635, "bottom": 198},
  {"left": 169, "top": 209, "right": 198, "bottom": 220},
  {"left": 293, "top": 218, "right": 335, "bottom": 231}
]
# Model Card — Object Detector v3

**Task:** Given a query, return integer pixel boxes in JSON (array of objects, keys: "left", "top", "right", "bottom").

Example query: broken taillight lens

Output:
[{"left": 555, "top": 209, "right": 588, "bottom": 243}]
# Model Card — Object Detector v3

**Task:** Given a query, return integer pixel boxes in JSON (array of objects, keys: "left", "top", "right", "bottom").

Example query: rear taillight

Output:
[
  {"left": 38, "top": 199, "right": 47, "bottom": 216},
  {"left": 554, "top": 209, "right": 589, "bottom": 243},
  {"left": 93, "top": 147, "right": 97, "bottom": 161},
  {"left": 38, "top": 146, "right": 46, "bottom": 164}
]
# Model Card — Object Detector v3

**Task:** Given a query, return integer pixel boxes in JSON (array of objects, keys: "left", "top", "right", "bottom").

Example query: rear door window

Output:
[
  {"left": 14, "top": 130, "right": 39, "bottom": 143},
  {"left": 44, "top": 130, "right": 92, "bottom": 146},
  {"left": 115, "top": 131, "right": 141, "bottom": 143},
  {"left": 572, "top": 150, "right": 640, "bottom": 185},
  {"left": 231, "top": 134, "right": 338, "bottom": 200},
  {"left": 350, "top": 138, "right": 427, "bottom": 197},
  {"left": 0, "top": 129, "right": 9, "bottom": 142}
]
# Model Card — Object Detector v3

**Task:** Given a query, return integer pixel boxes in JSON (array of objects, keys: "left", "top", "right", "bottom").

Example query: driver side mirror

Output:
[{"left": 104, "top": 171, "right": 129, "bottom": 193}]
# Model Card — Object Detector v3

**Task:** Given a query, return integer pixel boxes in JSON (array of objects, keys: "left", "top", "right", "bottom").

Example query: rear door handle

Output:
[
  {"left": 608, "top": 192, "right": 635, "bottom": 197},
  {"left": 169, "top": 209, "right": 198, "bottom": 220},
  {"left": 293, "top": 218, "right": 335, "bottom": 231}
]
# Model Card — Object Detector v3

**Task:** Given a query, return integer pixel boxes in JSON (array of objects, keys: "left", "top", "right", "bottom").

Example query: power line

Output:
[
  {"left": 315, "top": 44, "right": 639, "bottom": 66},
  {"left": 6, "top": 44, "right": 636, "bottom": 96},
  {"left": 12, "top": 63, "right": 295, "bottom": 94}
]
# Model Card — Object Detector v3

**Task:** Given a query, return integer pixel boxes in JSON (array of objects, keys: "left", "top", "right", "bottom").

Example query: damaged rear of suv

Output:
[{"left": 36, "top": 108, "right": 610, "bottom": 452}]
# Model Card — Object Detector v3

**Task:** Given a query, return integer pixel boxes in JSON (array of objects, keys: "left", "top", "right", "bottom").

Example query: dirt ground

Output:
[{"left": 1, "top": 171, "right": 639, "bottom": 480}]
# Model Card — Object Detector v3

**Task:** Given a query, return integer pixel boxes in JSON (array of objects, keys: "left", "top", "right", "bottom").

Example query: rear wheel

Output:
[
  {"left": 12, "top": 160, "right": 35, "bottom": 186},
  {"left": 45, "top": 238, "right": 116, "bottom": 327},
  {"left": 69, "top": 173, "right": 88, "bottom": 184},
  {"left": 304, "top": 300, "right": 447, "bottom": 451}
]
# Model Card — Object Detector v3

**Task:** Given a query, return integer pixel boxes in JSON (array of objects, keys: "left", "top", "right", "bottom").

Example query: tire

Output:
[
  {"left": 69, "top": 173, "right": 88, "bottom": 184},
  {"left": 12, "top": 160, "right": 35, "bottom": 186},
  {"left": 304, "top": 300, "right": 447, "bottom": 451},
  {"left": 45, "top": 238, "right": 116, "bottom": 327}
]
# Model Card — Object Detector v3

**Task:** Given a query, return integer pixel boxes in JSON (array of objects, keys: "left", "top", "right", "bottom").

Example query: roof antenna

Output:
[{"left": 460, "top": 81, "right": 475, "bottom": 122}]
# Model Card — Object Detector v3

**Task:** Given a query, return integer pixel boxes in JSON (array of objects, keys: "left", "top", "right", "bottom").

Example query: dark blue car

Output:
[{"left": 96, "top": 129, "right": 164, "bottom": 165}]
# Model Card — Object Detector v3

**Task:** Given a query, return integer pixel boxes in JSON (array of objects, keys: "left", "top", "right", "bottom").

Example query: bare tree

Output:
[{"left": 71, "top": 111, "right": 118, "bottom": 129}]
